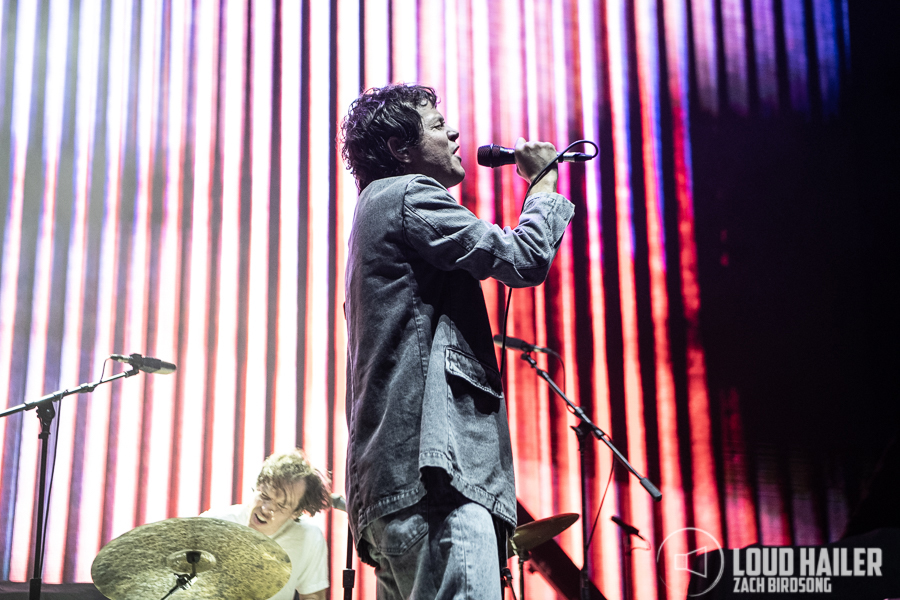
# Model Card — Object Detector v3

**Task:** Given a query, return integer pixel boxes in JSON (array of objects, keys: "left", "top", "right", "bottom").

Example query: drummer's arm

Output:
[{"left": 296, "top": 589, "right": 326, "bottom": 600}]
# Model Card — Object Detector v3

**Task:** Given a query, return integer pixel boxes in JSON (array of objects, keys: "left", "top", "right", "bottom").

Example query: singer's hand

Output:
[{"left": 514, "top": 137, "right": 559, "bottom": 195}]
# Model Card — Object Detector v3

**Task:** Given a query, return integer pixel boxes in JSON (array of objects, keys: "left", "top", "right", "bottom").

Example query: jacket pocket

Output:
[
  {"left": 444, "top": 347, "right": 503, "bottom": 400},
  {"left": 441, "top": 347, "right": 508, "bottom": 496}
]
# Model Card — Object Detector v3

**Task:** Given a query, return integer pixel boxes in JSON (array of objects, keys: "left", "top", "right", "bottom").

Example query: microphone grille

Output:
[{"left": 476, "top": 144, "right": 495, "bottom": 167}]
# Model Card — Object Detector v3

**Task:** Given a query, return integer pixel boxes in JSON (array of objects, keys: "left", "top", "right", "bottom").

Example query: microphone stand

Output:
[
  {"left": 516, "top": 351, "right": 661, "bottom": 600},
  {"left": 343, "top": 524, "right": 355, "bottom": 600},
  {"left": 0, "top": 366, "right": 140, "bottom": 600}
]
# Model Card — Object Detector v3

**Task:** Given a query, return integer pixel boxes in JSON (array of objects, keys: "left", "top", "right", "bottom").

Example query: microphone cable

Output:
[
  {"left": 524, "top": 139, "right": 598, "bottom": 198},
  {"left": 494, "top": 140, "right": 618, "bottom": 562},
  {"left": 498, "top": 139, "right": 598, "bottom": 379}
]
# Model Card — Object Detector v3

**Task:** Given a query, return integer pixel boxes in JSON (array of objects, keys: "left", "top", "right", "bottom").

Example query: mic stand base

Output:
[{"left": 29, "top": 578, "right": 42, "bottom": 600}]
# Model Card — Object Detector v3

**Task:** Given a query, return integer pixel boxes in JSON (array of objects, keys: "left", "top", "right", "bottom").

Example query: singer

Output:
[{"left": 341, "top": 83, "right": 574, "bottom": 599}]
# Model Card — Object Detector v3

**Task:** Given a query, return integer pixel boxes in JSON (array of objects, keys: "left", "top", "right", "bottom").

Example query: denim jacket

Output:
[{"left": 344, "top": 174, "right": 574, "bottom": 562}]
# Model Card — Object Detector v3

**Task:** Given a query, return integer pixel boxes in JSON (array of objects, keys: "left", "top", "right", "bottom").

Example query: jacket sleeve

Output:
[{"left": 401, "top": 176, "right": 575, "bottom": 288}]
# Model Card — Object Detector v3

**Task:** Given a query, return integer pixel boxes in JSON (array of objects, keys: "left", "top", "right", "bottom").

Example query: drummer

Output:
[{"left": 201, "top": 449, "right": 331, "bottom": 600}]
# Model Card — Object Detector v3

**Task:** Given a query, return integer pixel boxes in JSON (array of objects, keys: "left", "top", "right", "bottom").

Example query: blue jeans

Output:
[{"left": 361, "top": 471, "right": 502, "bottom": 600}]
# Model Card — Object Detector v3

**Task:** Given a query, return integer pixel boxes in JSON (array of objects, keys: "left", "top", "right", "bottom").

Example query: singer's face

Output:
[{"left": 404, "top": 103, "right": 466, "bottom": 188}]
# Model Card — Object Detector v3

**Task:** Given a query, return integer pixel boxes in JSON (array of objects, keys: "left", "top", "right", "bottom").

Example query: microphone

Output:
[
  {"left": 611, "top": 515, "right": 644, "bottom": 539},
  {"left": 110, "top": 353, "right": 177, "bottom": 375},
  {"left": 492, "top": 334, "right": 554, "bottom": 355},
  {"left": 331, "top": 494, "right": 347, "bottom": 512},
  {"left": 477, "top": 144, "right": 594, "bottom": 168}
]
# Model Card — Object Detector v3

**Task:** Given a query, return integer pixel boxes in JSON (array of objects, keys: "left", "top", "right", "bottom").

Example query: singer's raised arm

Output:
[{"left": 400, "top": 175, "right": 573, "bottom": 287}]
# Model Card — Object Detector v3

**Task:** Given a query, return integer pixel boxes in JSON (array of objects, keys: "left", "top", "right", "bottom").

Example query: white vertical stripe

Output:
[
  {"left": 550, "top": 0, "right": 569, "bottom": 152},
  {"left": 337, "top": 0, "right": 361, "bottom": 245},
  {"left": 179, "top": 0, "right": 217, "bottom": 517},
  {"left": 10, "top": 0, "right": 63, "bottom": 583},
  {"left": 496, "top": 0, "right": 524, "bottom": 159},
  {"left": 38, "top": 0, "right": 76, "bottom": 583},
  {"left": 391, "top": 0, "right": 417, "bottom": 82},
  {"left": 242, "top": 0, "right": 274, "bottom": 498},
  {"left": 334, "top": 0, "right": 362, "bottom": 593},
  {"left": 417, "top": 0, "right": 445, "bottom": 91},
  {"left": 275, "top": 0, "right": 301, "bottom": 452},
  {"left": 364, "top": 0, "right": 390, "bottom": 89},
  {"left": 108, "top": 0, "right": 155, "bottom": 542},
  {"left": 442, "top": 0, "right": 459, "bottom": 153},
  {"left": 441, "top": 0, "right": 460, "bottom": 201},
  {"left": 144, "top": 0, "right": 190, "bottom": 524},
  {"left": 0, "top": 7, "right": 40, "bottom": 574},
  {"left": 210, "top": 0, "right": 246, "bottom": 506},
  {"left": 303, "top": 0, "right": 330, "bottom": 476},
  {"left": 470, "top": 0, "right": 492, "bottom": 219},
  {"left": 75, "top": 0, "right": 135, "bottom": 573},
  {"left": 522, "top": 0, "right": 539, "bottom": 138},
  {"left": 52, "top": 0, "right": 101, "bottom": 579},
  {"left": 42, "top": 0, "right": 70, "bottom": 157}
]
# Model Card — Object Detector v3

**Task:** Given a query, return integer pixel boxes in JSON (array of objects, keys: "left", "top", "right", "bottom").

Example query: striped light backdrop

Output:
[{"left": 0, "top": 1, "right": 850, "bottom": 599}]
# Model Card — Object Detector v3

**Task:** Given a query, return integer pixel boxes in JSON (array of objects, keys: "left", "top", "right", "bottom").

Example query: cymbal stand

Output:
[
  {"left": 160, "top": 551, "right": 201, "bottom": 599},
  {"left": 518, "top": 549, "right": 530, "bottom": 600},
  {"left": 0, "top": 366, "right": 140, "bottom": 600},
  {"left": 516, "top": 351, "right": 662, "bottom": 600}
]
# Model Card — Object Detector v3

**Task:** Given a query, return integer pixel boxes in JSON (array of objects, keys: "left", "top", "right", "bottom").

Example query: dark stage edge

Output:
[{"left": 0, "top": 582, "right": 106, "bottom": 599}]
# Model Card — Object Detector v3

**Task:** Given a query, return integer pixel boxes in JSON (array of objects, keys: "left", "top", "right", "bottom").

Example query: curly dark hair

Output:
[
  {"left": 340, "top": 83, "right": 439, "bottom": 191},
  {"left": 256, "top": 449, "right": 332, "bottom": 519}
]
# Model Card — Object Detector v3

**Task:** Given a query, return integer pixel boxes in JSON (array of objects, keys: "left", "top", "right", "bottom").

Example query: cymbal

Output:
[
  {"left": 509, "top": 513, "right": 579, "bottom": 557},
  {"left": 91, "top": 517, "right": 291, "bottom": 600}
]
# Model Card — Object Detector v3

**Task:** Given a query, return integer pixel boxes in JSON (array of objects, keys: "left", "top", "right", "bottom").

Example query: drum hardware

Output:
[
  {"left": 161, "top": 550, "right": 201, "bottom": 599},
  {"left": 91, "top": 517, "right": 291, "bottom": 600},
  {"left": 508, "top": 513, "right": 579, "bottom": 600}
]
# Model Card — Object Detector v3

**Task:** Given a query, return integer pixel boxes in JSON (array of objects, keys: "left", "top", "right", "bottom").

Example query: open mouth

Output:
[{"left": 253, "top": 512, "right": 268, "bottom": 525}]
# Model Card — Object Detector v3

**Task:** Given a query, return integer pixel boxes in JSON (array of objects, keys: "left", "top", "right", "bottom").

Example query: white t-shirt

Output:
[{"left": 201, "top": 504, "right": 329, "bottom": 599}]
